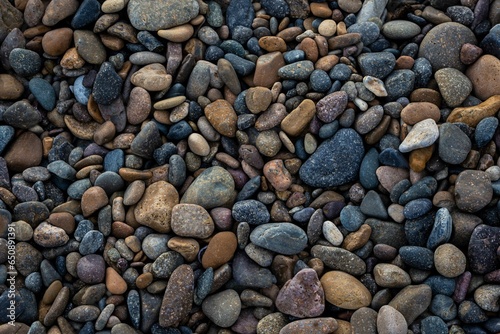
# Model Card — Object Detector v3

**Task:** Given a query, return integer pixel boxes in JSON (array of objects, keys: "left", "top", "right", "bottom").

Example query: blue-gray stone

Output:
[
  {"left": 142, "top": 234, "right": 170, "bottom": 260},
  {"left": 3, "top": 100, "right": 41, "bottom": 129},
  {"left": 226, "top": 0, "right": 254, "bottom": 33},
  {"left": 9, "top": 48, "right": 41, "bottom": 77},
  {"left": 261, "top": 0, "right": 289, "bottom": 18},
  {"left": 421, "top": 315, "right": 448, "bottom": 334},
  {"left": 446, "top": 6, "right": 474, "bottom": 26},
  {"left": 67, "top": 178, "right": 92, "bottom": 200},
  {"left": 232, "top": 26, "right": 253, "bottom": 45},
  {"left": 475, "top": 117, "right": 498, "bottom": 148},
  {"left": 284, "top": 50, "right": 305, "bottom": 64},
  {"left": 430, "top": 294, "right": 457, "bottom": 321},
  {"left": 347, "top": 21, "right": 380, "bottom": 45},
  {"left": 0, "top": 126, "right": 14, "bottom": 155},
  {"left": 95, "top": 171, "right": 124, "bottom": 196},
  {"left": 329, "top": 63, "right": 352, "bottom": 81},
  {"left": 250, "top": 222, "right": 308, "bottom": 255},
  {"left": 168, "top": 154, "right": 186, "bottom": 188},
  {"left": 299, "top": 128, "right": 365, "bottom": 187},
  {"left": 360, "top": 190, "right": 388, "bottom": 220},
  {"left": 292, "top": 207, "right": 315, "bottom": 224},
  {"left": 310, "top": 69, "right": 331, "bottom": 92},
  {"left": 40, "top": 259, "right": 61, "bottom": 286},
  {"left": 399, "top": 245, "right": 434, "bottom": 270},
  {"left": 220, "top": 40, "right": 246, "bottom": 57},
  {"left": 98, "top": 205, "right": 112, "bottom": 236},
  {"left": 427, "top": 208, "right": 452, "bottom": 250},
  {"left": 0, "top": 288, "right": 37, "bottom": 324},
  {"left": 29, "top": 78, "right": 56, "bottom": 111},
  {"left": 458, "top": 300, "right": 488, "bottom": 323},
  {"left": 224, "top": 53, "right": 255, "bottom": 76},
  {"left": 480, "top": 24, "right": 500, "bottom": 58},
  {"left": 399, "top": 176, "right": 438, "bottom": 205},
  {"left": 153, "top": 142, "right": 178, "bottom": 165},
  {"left": 246, "top": 37, "right": 262, "bottom": 56},
  {"left": 92, "top": 62, "right": 122, "bottom": 105},
  {"left": 405, "top": 212, "right": 435, "bottom": 246},
  {"left": 358, "top": 52, "right": 396, "bottom": 79},
  {"left": 379, "top": 133, "right": 401, "bottom": 150},
  {"left": 232, "top": 199, "right": 270, "bottom": 225},
  {"left": 137, "top": 31, "right": 164, "bottom": 53},
  {"left": 438, "top": 122, "right": 471, "bottom": 165},
  {"left": 151, "top": 251, "right": 184, "bottom": 279},
  {"left": 104, "top": 149, "right": 124, "bottom": 173},
  {"left": 127, "top": 290, "right": 141, "bottom": 329},
  {"left": 340, "top": 205, "right": 366, "bottom": 232},
  {"left": 233, "top": 251, "right": 276, "bottom": 288},
  {"left": 360, "top": 148, "right": 380, "bottom": 190},
  {"left": 71, "top": 0, "right": 101, "bottom": 29},
  {"left": 484, "top": 318, "right": 500, "bottom": 333},
  {"left": 318, "top": 120, "right": 339, "bottom": 139},
  {"left": 378, "top": 147, "right": 408, "bottom": 168},
  {"left": 424, "top": 275, "right": 456, "bottom": 296},
  {"left": 413, "top": 57, "right": 433, "bottom": 88},
  {"left": 194, "top": 267, "right": 213, "bottom": 305},
  {"left": 73, "top": 75, "right": 92, "bottom": 105},
  {"left": 79, "top": 230, "right": 104, "bottom": 255},
  {"left": 167, "top": 120, "right": 193, "bottom": 140},
  {"left": 365, "top": 218, "right": 407, "bottom": 249},
  {"left": 207, "top": 1, "right": 223, "bottom": 28},
  {"left": 403, "top": 198, "right": 433, "bottom": 219},
  {"left": 205, "top": 45, "right": 224, "bottom": 62},
  {"left": 468, "top": 224, "right": 500, "bottom": 274},
  {"left": 278, "top": 60, "right": 315, "bottom": 80},
  {"left": 390, "top": 179, "right": 411, "bottom": 204},
  {"left": 47, "top": 160, "right": 76, "bottom": 181},
  {"left": 25, "top": 272, "right": 43, "bottom": 293},
  {"left": 236, "top": 176, "right": 260, "bottom": 201},
  {"left": 131, "top": 121, "right": 163, "bottom": 159},
  {"left": 237, "top": 114, "right": 256, "bottom": 130},
  {"left": 384, "top": 69, "right": 415, "bottom": 101}
]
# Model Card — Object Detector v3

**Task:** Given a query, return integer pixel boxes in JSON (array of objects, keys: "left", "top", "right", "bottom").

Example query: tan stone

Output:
[
  {"left": 466, "top": 55, "right": 500, "bottom": 101},
  {"left": 64, "top": 115, "right": 100, "bottom": 140},
  {"left": 171, "top": 203, "right": 214, "bottom": 239},
  {"left": 106, "top": 267, "right": 127, "bottom": 294},
  {"left": 81, "top": 186, "right": 108, "bottom": 217},
  {"left": 204, "top": 99, "right": 237, "bottom": 137},
  {"left": 245, "top": 87, "right": 273, "bottom": 114},
  {"left": 130, "top": 63, "right": 172, "bottom": 91},
  {"left": 134, "top": 181, "right": 179, "bottom": 233},
  {"left": 400, "top": 102, "right": 440, "bottom": 125},
  {"left": 167, "top": 237, "right": 199, "bottom": 262},
  {"left": 447, "top": 95, "right": 500, "bottom": 127},
  {"left": 254, "top": 52, "right": 285, "bottom": 88},
  {"left": 60, "top": 47, "right": 86, "bottom": 69},
  {"left": 158, "top": 24, "right": 194, "bottom": 43},
  {"left": 258, "top": 36, "right": 287, "bottom": 52},
  {"left": 320, "top": 271, "right": 372, "bottom": 310},
  {"left": 281, "top": 99, "right": 316, "bottom": 137},
  {"left": 0, "top": 74, "right": 24, "bottom": 99},
  {"left": 42, "top": 27, "right": 73, "bottom": 56}
]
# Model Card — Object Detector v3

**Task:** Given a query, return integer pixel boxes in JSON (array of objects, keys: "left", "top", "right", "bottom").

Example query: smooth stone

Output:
[
  {"left": 159, "top": 264, "right": 194, "bottom": 327},
  {"left": 382, "top": 20, "right": 420, "bottom": 39},
  {"left": 76, "top": 254, "right": 105, "bottom": 284},
  {"left": 134, "top": 181, "right": 178, "bottom": 233},
  {"left": 3, "top": 100, "right": 41, "bottom": 129},
  {"left": 435, "top": 243, "right": 466, "bottom": 278},
  {"left": 399, "top": 246, "right": 434, "bottom": 270},
  {"left": 454, "top": 170, "right": 492, "bottom": 213},
  {"left": 279, "top": 318, "right": 338, "bottom": 334},
  {"left": 430, "top": 294, "right": 458, "bottom": 321},
  {"left": 130, "top": 121, "right": 162, "bottom": 159},
  {"left": 384, "top": 69, "right": 415, "bottom": 101},
  {"left": 171, "top": 204, "right": 214, "bottom": 239},
  {"left": 447, "top": 95, "right": 500, "bottom": 127},
  {"left": 9, "top": 47, "right": 41, "bottom": 76},
  {"left": 466, "top": 55, "right": 500, "bottom": 100},
  {"left": 435, "top": 67, "right": 473, "bottom": 107},
  {"left": 29, "top": 78, "right": 56, "bottom": 111},
  {"left": 311, "top": 245, "right": 366, "bottom": 275},
  {"left": 92, "top": 62, "right": 122, "bottom": 105},
  {"left": 202, "top": 289, "right": 241, "bottom": 328},
  {"left": 131, "top": 63, "right": 172, "bottom": 91},
  {"left": 468, "top": 224, "right": 500, "bottom": 274},
  {"left": 389, "top": 284, "right": 432, "bottom": 325},
  {"left": 418, "top": 22, "right": 477, "bottom": 72},
  {"left": 202, "top": 231, "right": 237, "bottom": 269},
  {"left": 399, "top": 119, "right": 439, "bottom": 153},
  {"left": 374, "top": 263, "right": 411, "bottom": 288},
  {"left": 151, "top": 250, "right": 184, "bottom": 278},
  {"left": 377, "top": 305, "right": 408, "bottom": 334},
  {"left": 232, "top": 251, "right": 275, "bottom": 288},
  {"left": 73, "top": 30, "right": 107, "bottom": 64},
  {"left": 127, "top": 0, "right": 198, "bottom": 30},
  {"left": 475, "top": 116, "right": 498, "bottom": 148},
  {"left": 421, "top": 316, "right": 448, "bottom": 334},
  {"left": 320, "top": 270, "right": 372, "bottom": 310},
  {"left": 33, "top": 222, "right": 69, "bottom": 247},
  {"left": 181, "top": 166, "right": 235, "bottom": 210},
  {"left": 142, "top": 234, "right": 170, "bottom": 260},
  {"left": 4, "top": 131, "right": 42, "bottom": 173},
  {"left": 358, "top": 52, "right": 396, "bottom": 79},
  {"left": 250, "top": 222, "right": 307, "bottom": 255},
  {"left": 438, "top": 123, "right": 471, "bottom": 165},
  {"left": 232, "top": 200, "right": 270, "bottom": 225},
  {"left": 277, "top": 60, "right": 314, "bottom": 80},
  {"left": 350, "top": 307, "right": 377, "bottom": 334},
  {"left": 0, "top": 74, "right": 24, "bottom": 99},
  {"left": 427, "top": 208, "right": 452, "bottom": 250},
  {"left": 300, "top": 128, "right": 364, "bottom": 187},
  {"left": 315, "top": 91, "right": 348, "bottom": 123}
]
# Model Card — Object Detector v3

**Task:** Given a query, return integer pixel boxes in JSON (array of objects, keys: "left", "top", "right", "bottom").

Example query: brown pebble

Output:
[
  {"left": 93, "top": 121, "right": 116, "bottom": 145},
  {"left": 263, "top": 159, "right": 292, "bottom": 191},
  {"left": 409, "top": 145, "right": 434, "bottom": 173},
  {"left": 310, "top": 2, "right": 332, "bottom": 17},
  {"left": 400, "top": 102, "right": 441, "bottom": 125},
  {"left": 42, "top": 27, "right": 73, "bottom": 56},
  {"left": 106, "top": 267, "right": 127, "bottom": 294},
  {"left": 81, "top": 186, "right": 108, "bottom": 217},
  {"left": 0, "top": 74, "right": 24, "bottom": 99},
  {"left": 258, "top": 36, "right": 286, "bottom": 52},
  {"left": 202, "top": 231, "right": 237, "bottom": 269},
  {"left": 167, "top": 237, "right": 199, "bottom": 262},
  {"left": 246, "top": 87, "right": 273, "bottom": 114},
  {"left": 466, "top": 55, "right": 500, "bottom": 101},
  {"left": 447, "top": 95, "right": 500, "bottom": 127},
  {"left": 4, "top": 131, "right": 42, "bottom": 173},
  {"left": 281, "top": 99, "right": 316, "bottom": 137},
  {"left": 136, "top": 272, "right": 153, "bottom": 289},
  {"left": 204, "top": 99, "right": 237, "bottom": 137}
]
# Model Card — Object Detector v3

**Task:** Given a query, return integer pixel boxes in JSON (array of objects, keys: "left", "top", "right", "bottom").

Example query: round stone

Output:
[
  {"left": 434, "top": 243, "right": 466, "bottom": 278},
  {"left": 320, "top": 271, "right": 372, "bottom": 310}
]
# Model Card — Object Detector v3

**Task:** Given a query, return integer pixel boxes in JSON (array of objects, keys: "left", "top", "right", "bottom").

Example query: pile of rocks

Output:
[{"left": 0, "top": 0, "right": 500, "bottom": 333}]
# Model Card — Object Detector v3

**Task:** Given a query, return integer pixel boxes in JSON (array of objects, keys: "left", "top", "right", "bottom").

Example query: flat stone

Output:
[
  {"left": 204, "top": 99, "right": 237, "bottom": 137},
  {"left": 202, "top": 289, "right": 241, "bottom": 328},
  {"left": 4, "top": 131, "right": 42, "bottom": 173},
  {"left": 250, "top": 222, "right": 307, "bottom": 255},
  {"left": 127, "top": 0, "right": 199, "bottom": 30},
  {"left": 280, "top": 318, "right": 338, "bottom": 334},
  {"left": 281, "top": 98, "right": 316, "bottom": 137},
  {"left": 159, "top": 264, "right": 194, "bottom": 327},
  {"left": 171, "top": 203, "right": 214, "bottom": 239},
  {"left": 454, "top": 170, "right": 492, "bottom": 213},
  {"left": 434, "top": 243, "right": 466, "bottom": 278},
  {"left": 377, "top": 305, "right": 408, "bottom": 334},
  {"left": 466, "top": 54, "right": 500, "bottom": 101},
  {"left": 130, "top": 63, "right": 172, "bottom": 91},
  {"left": 202, "top": 231, "right": 237, "bottom": 269},
  {"left": 435, "top": 67, "right": 472, "bottom": 107},
  {"left": 399, "top": 119, "right": 439, "bottom": 153},
  {"left": 447, "top": 95, "right": 500, "bottom": 127},
  {"left": 389, "top": 284, "right": 432, "bottom": 325}
]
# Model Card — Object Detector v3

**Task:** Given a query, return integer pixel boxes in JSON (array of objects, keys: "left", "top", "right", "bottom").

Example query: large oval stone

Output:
[
  {"left": 299, "top": 128, "right": 364, "bottom": 187},
  {"left": 127, "top": 0, "right": 199, "bottom": 31}
]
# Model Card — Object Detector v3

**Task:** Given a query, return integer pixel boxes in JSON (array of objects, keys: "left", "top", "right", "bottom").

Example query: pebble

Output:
[
  {"left": 9, "top": 48, "right": 41, "bottom": 76},
  {"left": 171, "top": 203, "right": 214, "bottom": 238},
  {"left": 454, "top": 170, "right": 492, "bottom": 213},
  {"left": 389, "top": 284, "right": 432, "bottom": 325},
  {"left": 202, "top": 289, "right": 241, "bottom": 328},
  {"left": 381, "top": 20, "right": 421, "bottom": 39},
  {"left": 377, "top": 305, "right": 408, "bottom": 334},
  {"left": 250, "top": 222, "right": 307, "bottom": 255},
  {"left": 159, "top": 264, "right": 194, "bottom": 327},
  {"left": 438, "top": 123, "right": 471, "bottom": 164},
  {"left": 466, "top": 55, "right": 500, "bottom": 100},
  {"left": 434, "top": 67, "right": 473, "bottom": 107},
  {"left": 320, "top": 271, "right": 372, "bottom": 310},
  {"left": 399, "top": 119, "right": 439, "bottom": 153}
]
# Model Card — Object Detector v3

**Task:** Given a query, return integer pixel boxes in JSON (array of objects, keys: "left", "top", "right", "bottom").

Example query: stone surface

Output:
[{"left": 320, "top": 271, "right": 372, "bottom": 310}]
